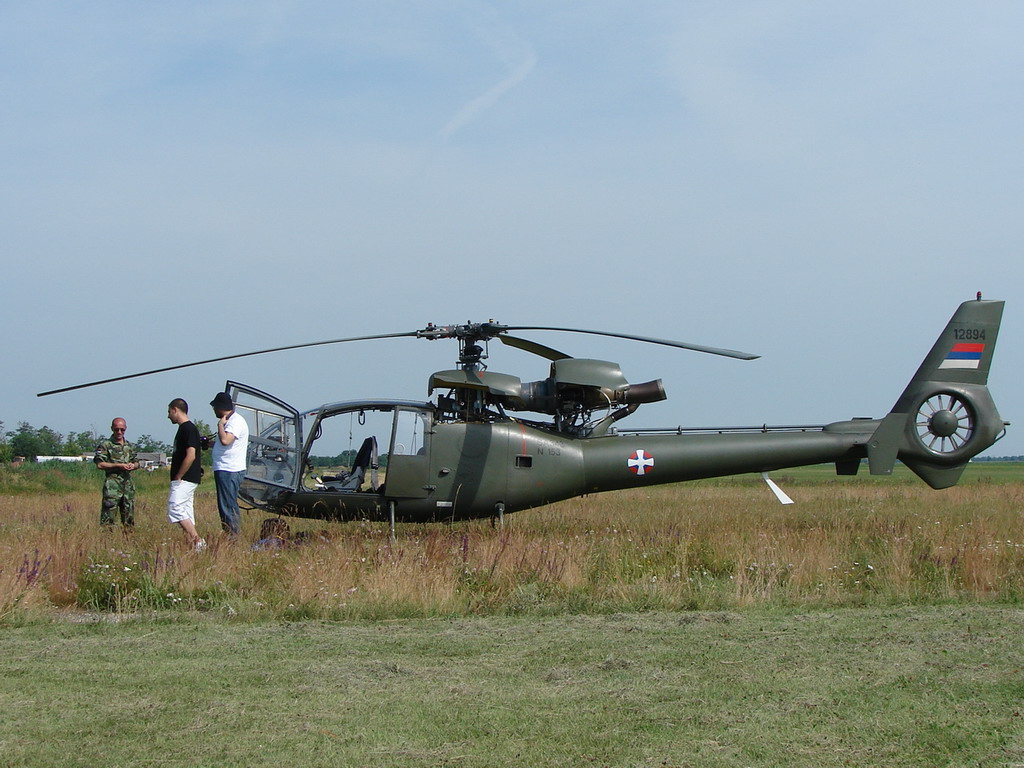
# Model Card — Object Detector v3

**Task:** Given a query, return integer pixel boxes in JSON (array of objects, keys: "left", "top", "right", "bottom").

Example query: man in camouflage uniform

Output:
[{"left": 94, "top": 417, "right": 139, "bottom": 527}]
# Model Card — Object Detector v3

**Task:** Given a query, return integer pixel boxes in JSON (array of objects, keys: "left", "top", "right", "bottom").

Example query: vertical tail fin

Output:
[
  {"left": 895, "top": 298, "right": 1003, "bottom": 401},
  {"left": 868, "top": 297, "right": 1006, "bottom": 488}
]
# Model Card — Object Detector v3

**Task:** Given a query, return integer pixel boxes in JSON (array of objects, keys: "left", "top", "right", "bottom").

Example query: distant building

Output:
[
  {"left": 35, "top": 456, "right": 87, "bottom": 463},
  {"left": 137, "top": 452, "right": 169, "bottom": 469}
]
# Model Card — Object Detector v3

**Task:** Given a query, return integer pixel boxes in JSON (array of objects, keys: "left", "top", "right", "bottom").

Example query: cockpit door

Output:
[
  {"left": 225, "top": 381, "right": 303, "bottom": 508},
  {"left": 381, "top": 406, "right": 431, "bottom": 498}
]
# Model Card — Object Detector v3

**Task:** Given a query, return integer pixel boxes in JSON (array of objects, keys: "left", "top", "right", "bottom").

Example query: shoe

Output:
[{"left": 193, "top": 538, "right": 208, "bottom": 552}]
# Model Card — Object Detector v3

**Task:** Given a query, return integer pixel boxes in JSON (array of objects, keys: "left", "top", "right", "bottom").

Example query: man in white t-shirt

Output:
[{"left": 209, "top": 391, "right": 249, "bottom": 536}]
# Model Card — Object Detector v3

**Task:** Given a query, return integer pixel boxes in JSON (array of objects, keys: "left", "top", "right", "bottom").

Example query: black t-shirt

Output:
[{"left": 171, "top": 420, "right": 203, "bottom": 484}]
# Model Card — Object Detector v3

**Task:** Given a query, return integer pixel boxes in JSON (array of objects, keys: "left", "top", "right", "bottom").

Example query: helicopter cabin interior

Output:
[
  {"left": 226, "top": 380, "right": 434, "bottom": 506},
  {"left": 301, "top": 404, "right": 428, "bottom": 494}
]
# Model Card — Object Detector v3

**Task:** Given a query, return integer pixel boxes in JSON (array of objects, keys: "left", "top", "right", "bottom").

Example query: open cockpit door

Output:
[{"left": 226, "top": 381, "right": 303, "bottom": 508}]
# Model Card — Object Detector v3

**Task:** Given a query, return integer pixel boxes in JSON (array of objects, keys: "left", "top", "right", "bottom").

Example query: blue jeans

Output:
[{"left": 214, "top": 470, "right": 245, "bottom": 535}]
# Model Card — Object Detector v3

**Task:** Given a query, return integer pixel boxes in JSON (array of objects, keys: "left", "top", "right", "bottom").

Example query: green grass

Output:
[
  {"left": 2, "top": 606, "right": 1022, "bottom": 767},
  {"left": 0, "top": 460, "right": 172, "bottom": 494}
]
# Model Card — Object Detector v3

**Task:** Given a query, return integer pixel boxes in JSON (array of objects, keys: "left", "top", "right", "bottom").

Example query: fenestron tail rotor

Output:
[{"left": 914, "top": 392, "right": 976, "bottom": 455}]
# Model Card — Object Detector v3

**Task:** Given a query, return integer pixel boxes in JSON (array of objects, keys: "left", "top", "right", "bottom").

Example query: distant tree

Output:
[
  {"left": 135, "top": 434, "right": 171, "bottom": 453},
  {"left": 63, "top": 434, "right": 84, "bottom": 456},
  {"left": 192, "top": 419, "right": 214, "bottom": 466},
  {"left": 5, "top": 423, "right": 69, "bottom": 459},
  {"left": 36, "top": 426, "right": 64, "bottom": 456},
  {"left": 70, "top": 429, "right": 99, "bottom": 450},
  {"left": 9, "top": 422, "right": 44, "bottom": 460},
  {"left": 72, "top": 430, "right": 99, "bottom": 454},
  {"left": 308, "top": 449, "right": 361, "bottom": 470},
  {"left": 0, "top": 422, "right": 10, "bottom": 462},
  {"left": 63, "top": 428, "right": 100, "bottom": 456}
]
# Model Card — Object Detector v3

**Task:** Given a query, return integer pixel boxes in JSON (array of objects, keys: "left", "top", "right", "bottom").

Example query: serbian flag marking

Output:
[{"left": 939, "top": 342, "right": 984, "bottom": 369}]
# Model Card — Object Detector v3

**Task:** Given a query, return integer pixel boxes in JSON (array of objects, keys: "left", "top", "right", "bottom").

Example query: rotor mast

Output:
[{"left": 416, "top": 321, "right": 508, "bottom": 373}]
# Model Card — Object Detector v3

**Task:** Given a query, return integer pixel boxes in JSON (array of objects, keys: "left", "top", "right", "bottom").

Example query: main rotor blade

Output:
[
  {"left": 500, "top": 326, "right": 760, "bottom": 360},
  {"left": 498, "top": 334, "right": 572, "bottom": 361},
  {"left": 36, "top": 331, "right": 420, "bottom": 397}
]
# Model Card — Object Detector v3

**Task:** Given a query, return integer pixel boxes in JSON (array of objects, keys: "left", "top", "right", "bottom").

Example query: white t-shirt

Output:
[{"left": 212, "top": 411, "right": 249, "bottom": 472}]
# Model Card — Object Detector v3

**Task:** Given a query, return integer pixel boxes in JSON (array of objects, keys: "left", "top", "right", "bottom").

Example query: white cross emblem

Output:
[{"left": 627, "top": 449, "right": 654, "bottom": 476}]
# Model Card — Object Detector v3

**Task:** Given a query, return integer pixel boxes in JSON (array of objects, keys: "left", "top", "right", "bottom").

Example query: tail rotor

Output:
[
  {"left": 914, "top": 392, "right": 976, "bottom": 455},
  {"left": 868, "top": 296, "right": 1007, "bottom": 489}
]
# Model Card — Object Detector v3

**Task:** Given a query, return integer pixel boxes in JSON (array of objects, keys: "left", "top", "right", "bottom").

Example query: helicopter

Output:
[{"left": 40, "top": 297, "right": 1006, "bottom": 533}]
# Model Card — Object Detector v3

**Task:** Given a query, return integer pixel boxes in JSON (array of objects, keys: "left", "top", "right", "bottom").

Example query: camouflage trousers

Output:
[{"left": 101, "top": 486, "right": 135, "bottom": 527}]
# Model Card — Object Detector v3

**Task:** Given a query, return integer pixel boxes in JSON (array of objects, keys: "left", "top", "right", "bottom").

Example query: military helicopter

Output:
[{"left": 40, "top": 297, "right": 1007, "bottom": 532}]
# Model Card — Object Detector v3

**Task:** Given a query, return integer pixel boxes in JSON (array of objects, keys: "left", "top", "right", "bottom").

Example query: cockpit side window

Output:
[{"left": 391, "top": 409, "right": 428, "bottom": 457}]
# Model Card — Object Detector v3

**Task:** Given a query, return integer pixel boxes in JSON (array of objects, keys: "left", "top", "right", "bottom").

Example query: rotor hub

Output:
[{"left": 928, "top": 409, "right": 959, "bottom": 438}]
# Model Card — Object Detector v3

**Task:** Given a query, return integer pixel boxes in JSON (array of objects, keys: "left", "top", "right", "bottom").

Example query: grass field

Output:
[
  {"left": 1, "top": 461, "right": 1022, "bottom": 766},
  {"left": 2, "top": 606, "right": 1022, "bottom": 767},
  {"left": 2, "top": 461, "right": 1023, "bottom": 620}
]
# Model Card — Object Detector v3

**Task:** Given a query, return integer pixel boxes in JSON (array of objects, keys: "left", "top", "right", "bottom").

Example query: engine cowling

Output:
[{"left": 517, "top": 359, "right": 666, "bottom": 414}]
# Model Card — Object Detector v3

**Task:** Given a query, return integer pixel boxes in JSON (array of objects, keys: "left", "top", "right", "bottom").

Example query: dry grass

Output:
[{"left": 1, "top": 472, "right": 1023, "bottom": 621}]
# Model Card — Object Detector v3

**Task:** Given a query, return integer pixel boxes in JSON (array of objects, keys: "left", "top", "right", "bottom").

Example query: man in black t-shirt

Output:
[{"left": 167, "top": 398, "right": 206, "bottom": 551}]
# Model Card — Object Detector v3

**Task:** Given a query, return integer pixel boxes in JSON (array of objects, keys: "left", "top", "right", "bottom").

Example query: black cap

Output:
[{"left": 210, "top": 392, "right": 233, "bottom": 411}]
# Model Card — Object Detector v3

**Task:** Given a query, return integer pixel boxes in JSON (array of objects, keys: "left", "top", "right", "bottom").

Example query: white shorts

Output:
[{"left": 167, "top": 480, "right": 198, "bottom": 524}]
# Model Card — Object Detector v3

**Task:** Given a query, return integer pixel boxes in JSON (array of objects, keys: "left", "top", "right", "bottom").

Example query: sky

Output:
[{"left": 2, "top": 1, "right": 1021, "bottom": 458}]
